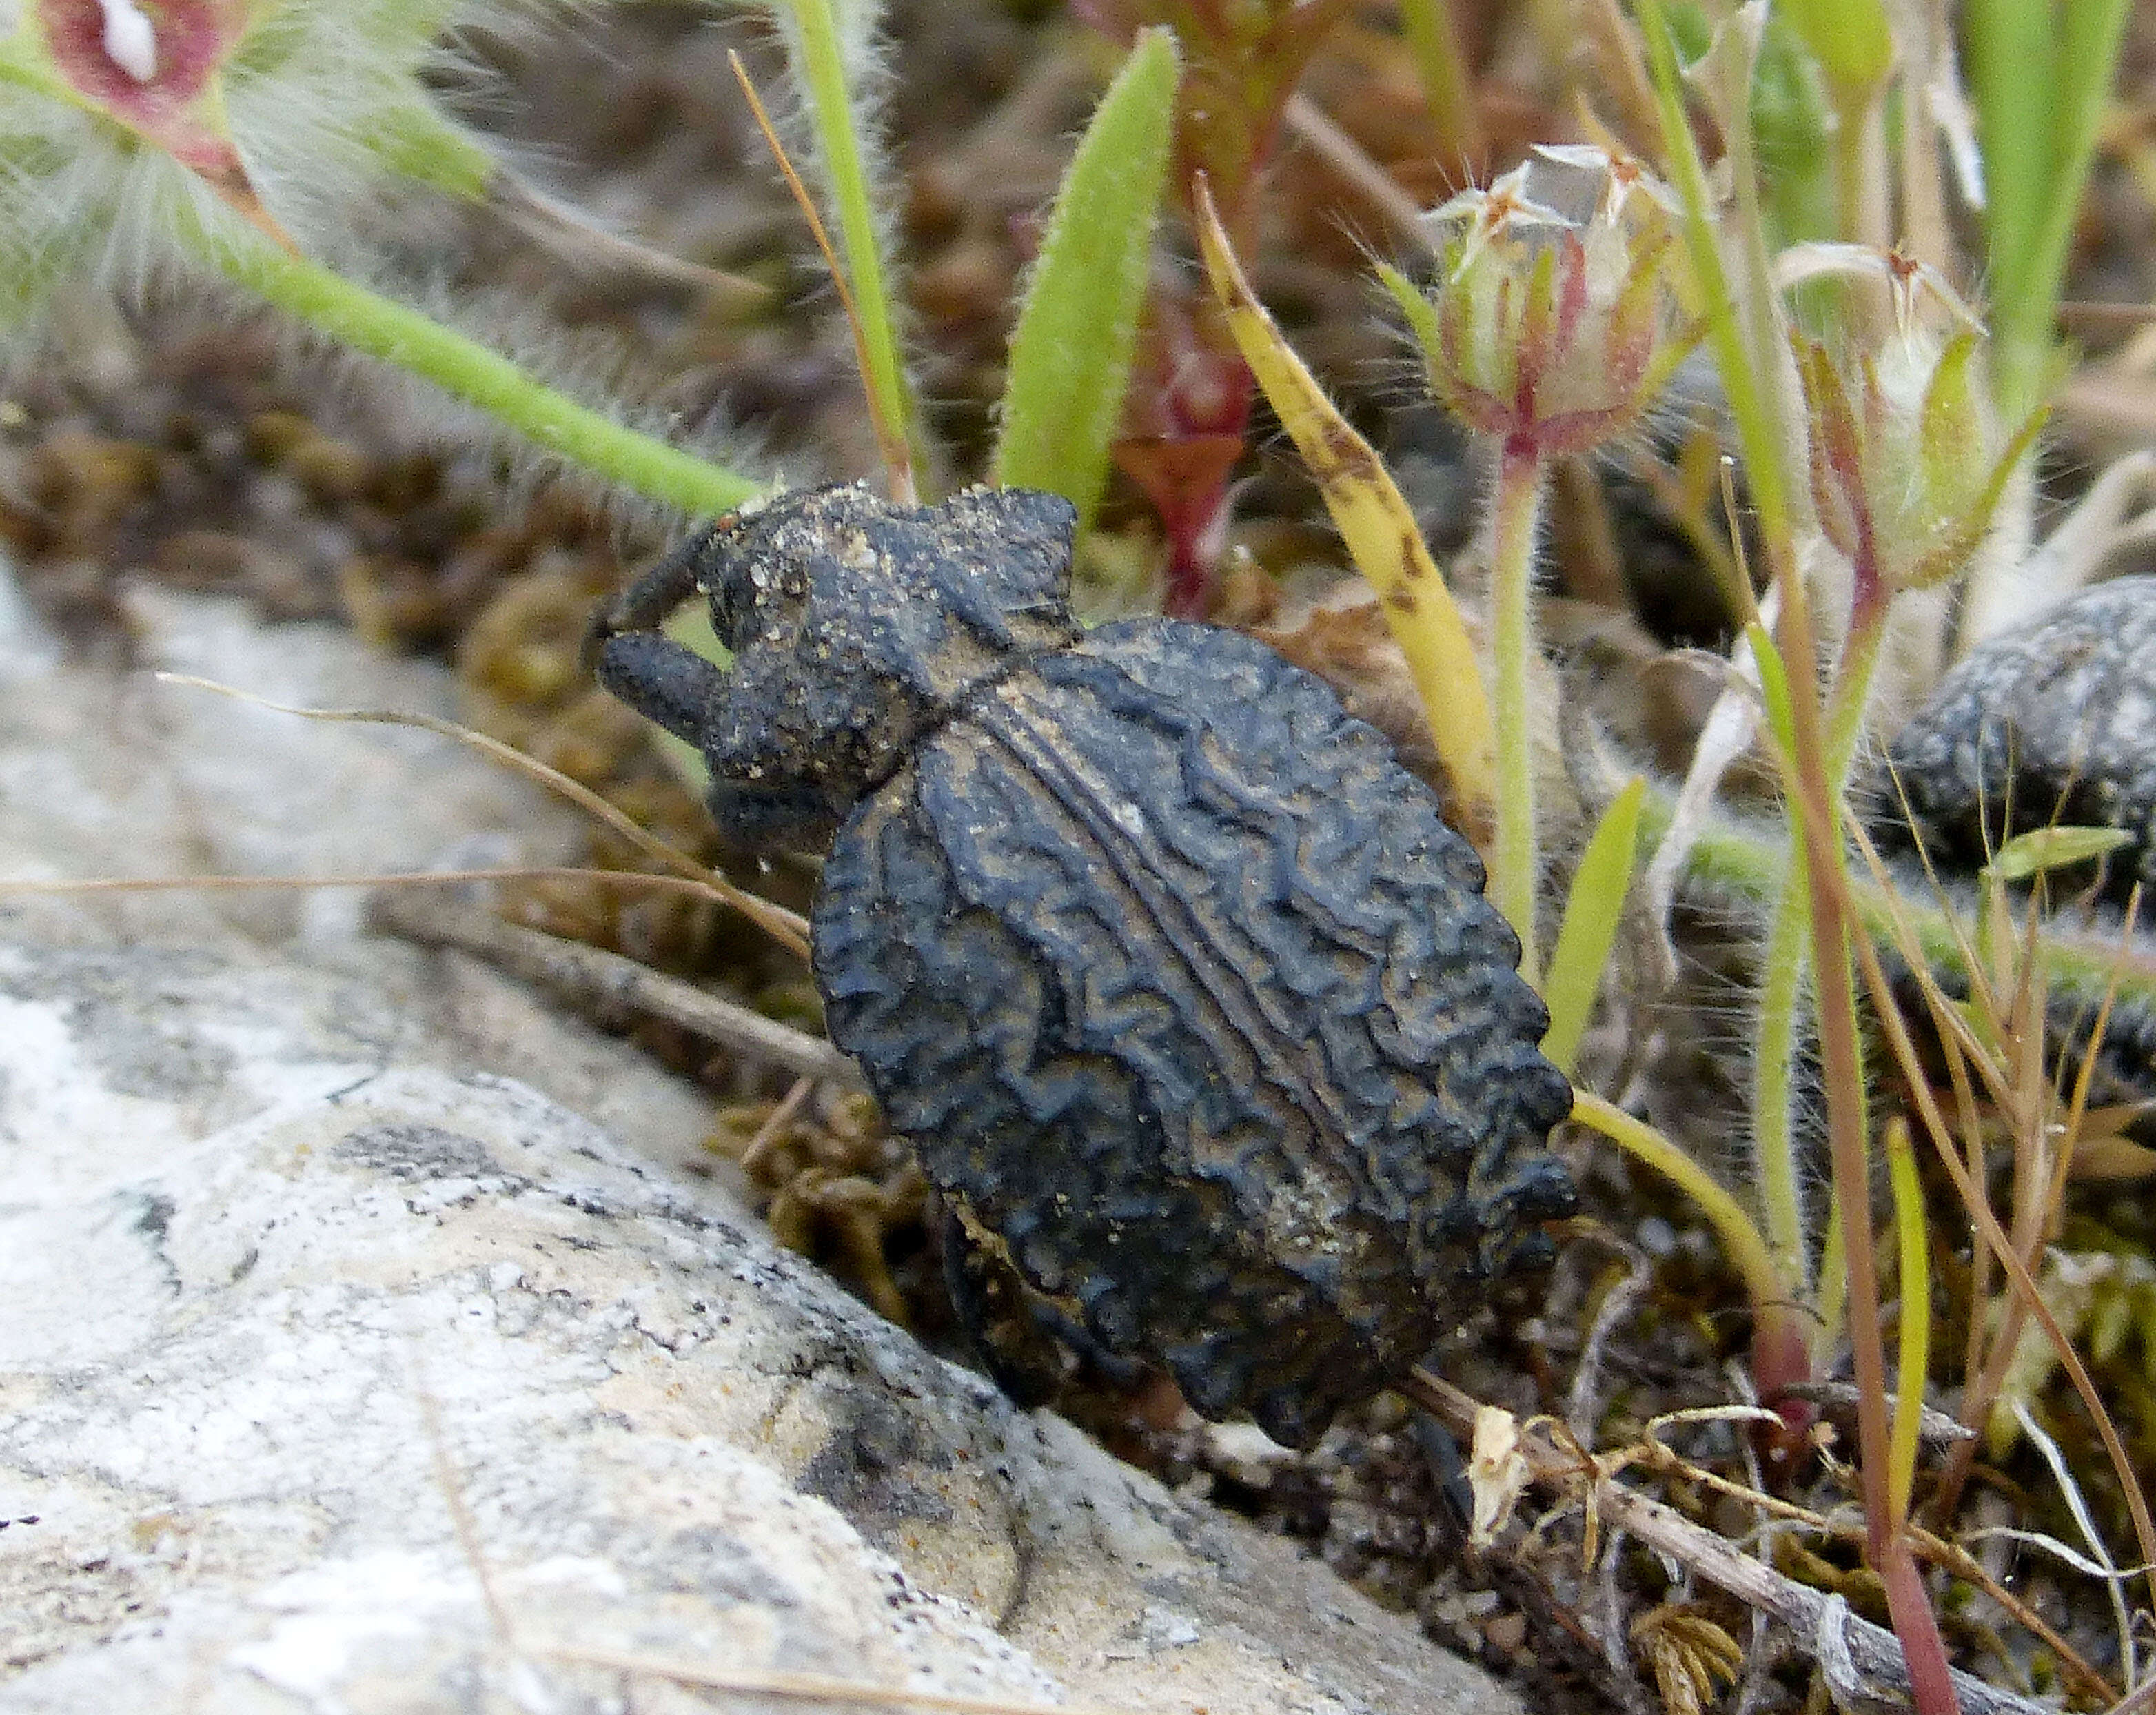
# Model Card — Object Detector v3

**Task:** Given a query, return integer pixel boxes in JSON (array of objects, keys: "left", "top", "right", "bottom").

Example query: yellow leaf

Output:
[{"left": 1192, "top": 177, "right": 1496, "bottom": 844}]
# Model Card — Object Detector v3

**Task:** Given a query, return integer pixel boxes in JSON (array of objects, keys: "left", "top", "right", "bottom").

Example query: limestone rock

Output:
[{"left": 0, "top": 576, "right": 1521, "bottom": 1714}]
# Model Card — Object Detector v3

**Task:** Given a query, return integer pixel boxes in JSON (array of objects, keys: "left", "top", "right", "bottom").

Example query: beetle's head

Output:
[{"left": 593, "top": 483, "right": 1079, "bottom": 849}]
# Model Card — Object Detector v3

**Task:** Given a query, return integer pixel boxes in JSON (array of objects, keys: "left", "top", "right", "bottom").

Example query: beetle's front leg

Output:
[
  {"left": 581, "top": 525, "right": 721, "bottom": 670},
  {"left": 582, "top": 527, "right": 735, "bottom": 749}
]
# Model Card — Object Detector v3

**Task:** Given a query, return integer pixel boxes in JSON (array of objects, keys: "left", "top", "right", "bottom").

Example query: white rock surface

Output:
[{"left": 0, "top": 579, "right": 1522, "bottom": 1714}]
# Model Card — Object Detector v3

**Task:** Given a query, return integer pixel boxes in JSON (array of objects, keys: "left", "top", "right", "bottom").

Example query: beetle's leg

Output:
[
  {"left": 937, "top": 1201, "right": 1146, "bottom": 1407},
  {"left": 580, "top": 525, "right": 716, "bottom": 675},
  {"left": 589, "top": 629, "right": 728, "bottom": 749},
  {"left": 939, "top": 1200, "right": 1068, "bottom": 1408}
]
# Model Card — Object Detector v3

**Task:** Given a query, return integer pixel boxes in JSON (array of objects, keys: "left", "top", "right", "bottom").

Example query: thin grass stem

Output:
[{"left": 774, "top": 0, "right": 922, "bottom": 493}]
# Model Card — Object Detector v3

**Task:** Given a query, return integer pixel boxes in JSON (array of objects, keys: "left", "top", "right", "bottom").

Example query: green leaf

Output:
[
  {"left": 993, "top": 26, "right": 1179, "bottom": 527},
  {"left": 1969, "top": 0, "right": 2054, "bottom": 316},
  {"left": 1917, "top": 332, "right": 1984, "bottom": 511},
  {"left": 1900, "top": 393, "right": 2048, "bottom": 591},
  {"left": 1396, "top": 0, "right": 1479, "bottom": 168},
  {"left": 1884, "top": 1117, "right": 1930, "bottom": 1523},
  {"left": 1638, "top": 0, "right": 1796, "bottom": 555},
  {"left": 1749, "top": 12, "right": 1835, "bottom": 249},
  {"left": 1747, "top": 621, "right": 1800, "bottom": 767},
  {"left": 1982, "top": 824, "right": 2133, "bottom": 885},
  {"left": 1971, "top": 0, "right": 2132, "bottom": 418},
  {"left": 1541, "top": 777, "right": 1647, "bottom": 1075}
]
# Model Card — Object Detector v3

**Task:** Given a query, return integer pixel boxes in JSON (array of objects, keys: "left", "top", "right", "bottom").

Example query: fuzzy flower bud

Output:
[
  {"left": 1782, "top": 245, "right": 2046, "bottom": 614},
  {"left": 29, "top": 0, "right": 240, "bottom": 174},
  {"left": 1382, "top": 148, "right": 1698, "bottom": 462}
]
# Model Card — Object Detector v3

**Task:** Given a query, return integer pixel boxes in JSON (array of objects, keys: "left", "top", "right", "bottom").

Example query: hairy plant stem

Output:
[
  {"left": 210, "top": 237, "right": 764, "bottom": 518},
  {"left": 1489, "top": 440, "right": 1546, "bottom": 982},
  {"left": 1749, "top": 875, "right": 1812, "bottom": 1297},
  {"left": 1678, "top": 810, "right": 2156, "bottom": 1014},
  {"left": 1773, "top": 570, "right": 1959, "bottom": 1713},
  {"left": 1571, "top": 1093, "right": 1813, "bottom": 1390},
  {"left": 1748, "top": 599, "right": 1891, "bottom": 1362}
]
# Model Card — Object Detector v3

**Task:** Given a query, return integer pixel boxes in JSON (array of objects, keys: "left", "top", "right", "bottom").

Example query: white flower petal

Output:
[{"left": 99, "top": 0, "right": 159, "bottom": 83}]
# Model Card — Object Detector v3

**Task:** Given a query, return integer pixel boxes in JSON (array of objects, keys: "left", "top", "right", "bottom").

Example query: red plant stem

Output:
[
  {"left": 1776, "top": 562, "right": 1960, "bottom": 1714},
  {"left": 1738, "top": 560, "right": 1891, "bottom": 1479},
  {"left": 1881, "top": 1534, "right": 1962, "bottom": 1712},
  {"left": 1749, "top": 1301, "right": 1818, "bottom": 1479}
]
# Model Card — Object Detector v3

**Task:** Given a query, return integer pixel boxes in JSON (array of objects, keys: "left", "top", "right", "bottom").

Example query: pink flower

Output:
[
  {"left": 34, "top": 0, "right": 244, "bottom": 176},
  {"left": 1390, "top": 150, "right": 1699, "bottom": 461}
]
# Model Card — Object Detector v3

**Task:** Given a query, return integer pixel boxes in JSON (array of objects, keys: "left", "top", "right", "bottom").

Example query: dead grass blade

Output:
[
  {"left": 1401, "top": 1370, "right": 2061, "bottom": 1715},
  {"left": 371, "top": 892, "right": 858, "bottom": 1087},
  {"left": 0, "top": 866, "right": 758, "bottom": 904},
  {"left": 152, "top": 673, "right": 811, "bottom": 960},
  {"left": 1835, "top": 822, "right": 2156, "bottom": 1618},
  {"left": 729, "top": 50, "right": 915, "bottom": 503},
  {"left": 540, "top": 1646, "right": 1150, "bottom": 1715}
]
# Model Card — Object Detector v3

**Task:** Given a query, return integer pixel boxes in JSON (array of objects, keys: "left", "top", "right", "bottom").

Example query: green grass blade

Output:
[
  {"left": 993, "top": 27, "right": 1179, "bottom": 527},
  {"left": 1396, "top": 0, "right": 1481, "bottom": 172},
  {"left": 2000, "top": 0, "right": 2130, "bottom": 418},
  {"left": 1780, "top": 0, "right": 1891, "bottom": 100},
  {"left": 1746, "top": 621, "right": 1798, "bottom": 762},
  {"left": 1966, "top": 0, "right": 2053, "bottom": 336},
  {"left": 771, "top": 0, "right": 922, "bottom": 489},
  {"left": 1541, "top": 777, "right": 1647, "bottom": 1076},
  {"left": 1750, "top": 15, "right": 1836, "bottom": 250},
  {"left": 1971, "top": 0, "right": 2129, "bottom": 418},
  {"left": 1636, "top": 0, "right": 1793, "bottom": 551}
]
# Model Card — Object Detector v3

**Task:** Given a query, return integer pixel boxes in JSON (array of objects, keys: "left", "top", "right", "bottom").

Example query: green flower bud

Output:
[{"left": 1383, "top": 149, "right": 1700, "bottom": 462}]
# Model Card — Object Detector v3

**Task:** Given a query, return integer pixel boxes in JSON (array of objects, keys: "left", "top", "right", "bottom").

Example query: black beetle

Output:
[{"left": 590, "top": 483, "right": 1574, "bottom": 1448}]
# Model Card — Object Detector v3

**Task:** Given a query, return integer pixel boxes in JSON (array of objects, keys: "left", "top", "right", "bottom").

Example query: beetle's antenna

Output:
[{"left": 729, "top": 49, "right": 916, "bottom": 504}]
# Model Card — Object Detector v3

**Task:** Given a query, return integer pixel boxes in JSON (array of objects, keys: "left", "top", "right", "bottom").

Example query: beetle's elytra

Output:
[
  {"left": 1882, "top": 575, "right": 2156, "bottom": 897},
  {"left": 590, "top": 483, "right": 1575, "bottom": 1448}
]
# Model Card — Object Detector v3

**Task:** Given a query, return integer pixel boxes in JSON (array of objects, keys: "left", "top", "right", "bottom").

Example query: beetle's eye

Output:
[{"left": 701, "top": 533, "right": 763, "bottom": 652}]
